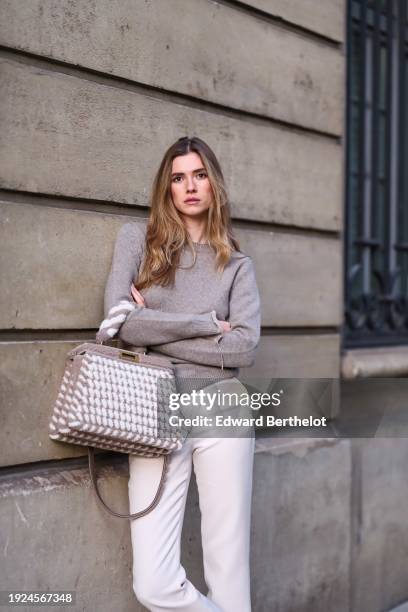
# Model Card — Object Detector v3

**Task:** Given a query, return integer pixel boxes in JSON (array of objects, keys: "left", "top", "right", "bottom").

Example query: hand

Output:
[
  {"left": 217, "top": 319, "right": 232, "bottom": 333},
  {"left": 131, "top": 283, "right": 146, "bottom": 307}
]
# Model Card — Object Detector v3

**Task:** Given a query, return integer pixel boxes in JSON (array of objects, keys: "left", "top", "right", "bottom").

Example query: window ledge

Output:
[{"left": 341, "top": 346, "right": 408, "bottom": 379}]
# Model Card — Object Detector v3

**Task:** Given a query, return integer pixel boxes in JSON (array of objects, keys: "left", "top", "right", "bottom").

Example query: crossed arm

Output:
[
  {"left": 104, "top": 222, "right": 261, "bottom": 368},
  {"left": 151, "top": 258, "right": 261, "bottom": 368}
]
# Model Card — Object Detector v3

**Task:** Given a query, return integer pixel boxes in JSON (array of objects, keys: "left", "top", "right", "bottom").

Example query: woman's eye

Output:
[{"left": 172, "top": 173, "right": 207, "bottom": 182}]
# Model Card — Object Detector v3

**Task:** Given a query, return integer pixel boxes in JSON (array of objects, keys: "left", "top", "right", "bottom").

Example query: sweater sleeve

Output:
[
  {"left": 151, "top": 256, "right": 261, "bottom": 368},
  {"left": 103, "top": 222, "right": 223, "bottom": 345}
]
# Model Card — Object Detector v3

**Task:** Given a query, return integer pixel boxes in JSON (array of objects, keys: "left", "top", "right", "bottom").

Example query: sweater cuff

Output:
[
  {"left": 210, "top": 310, "right": 224, "bottom": 333},
  {"left": 192, "top": 311, "right": 223, "bottom": 335}
]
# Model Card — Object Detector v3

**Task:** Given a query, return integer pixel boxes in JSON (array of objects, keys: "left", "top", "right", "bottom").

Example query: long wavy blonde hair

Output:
[{"left": 135, "top": 136, "right": 241, "bottom": 290}]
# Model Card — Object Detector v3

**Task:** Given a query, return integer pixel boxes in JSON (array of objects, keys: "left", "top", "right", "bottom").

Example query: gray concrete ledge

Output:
[
  {"left": 255, "top": 436, "right": 340, "bottom": 457},
  {"left": 388, "top": 601, "right": 408, "bottom": 612},
  {"left": 341, "top": 346, "right": 408, "bottom": 379}
]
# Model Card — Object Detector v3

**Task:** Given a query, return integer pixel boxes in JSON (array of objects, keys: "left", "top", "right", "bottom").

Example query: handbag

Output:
[{"left": 49, "top": 300, "right": 188, "bottom": 519}]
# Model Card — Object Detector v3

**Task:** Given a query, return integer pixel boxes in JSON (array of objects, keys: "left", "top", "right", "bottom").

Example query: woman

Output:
[{"left": 103, "top": 136, "right": 261, "bottom": 611}]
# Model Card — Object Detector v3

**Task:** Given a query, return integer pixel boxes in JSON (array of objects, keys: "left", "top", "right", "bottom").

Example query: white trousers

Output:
[{"left": 128, "top": 378, "right": 255, "bottom": 612}]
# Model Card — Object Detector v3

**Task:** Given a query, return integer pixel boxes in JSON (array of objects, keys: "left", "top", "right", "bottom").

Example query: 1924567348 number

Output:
[{"left": 1, "top": 591, "right": 75, "bottom": 606}]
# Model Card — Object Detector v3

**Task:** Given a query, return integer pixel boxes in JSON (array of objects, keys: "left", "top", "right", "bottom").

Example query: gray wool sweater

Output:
[{"left": 103, "top": 222, "right": 261, "bottom": 392}]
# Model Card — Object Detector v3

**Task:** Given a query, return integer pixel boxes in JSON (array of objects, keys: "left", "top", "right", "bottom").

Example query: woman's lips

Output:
[{"left": 185, "top": 199, "right": 200, "bottom": 203}]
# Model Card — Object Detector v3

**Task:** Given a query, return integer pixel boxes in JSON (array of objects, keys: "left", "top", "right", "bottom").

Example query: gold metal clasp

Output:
[{"left": 119, "top": 350, "right": 140, "bottom": 362}]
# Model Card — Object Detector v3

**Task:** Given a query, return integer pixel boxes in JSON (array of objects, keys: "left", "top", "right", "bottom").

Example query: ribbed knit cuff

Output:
[
  {"left": 192, "top": 311, "right": 223, "bottom": 335},
  {"left": 210, "top": 310, "right": 224, "bottom": 332}
]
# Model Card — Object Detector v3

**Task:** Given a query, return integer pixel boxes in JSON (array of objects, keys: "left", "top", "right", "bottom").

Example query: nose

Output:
[{"left": 186, "top": 175, "right": 197, "bottom": 192}]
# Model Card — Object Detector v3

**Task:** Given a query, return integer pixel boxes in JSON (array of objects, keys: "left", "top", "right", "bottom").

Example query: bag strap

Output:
[{"left": 87, "top": 447, "right": 170, "bottom": 519}]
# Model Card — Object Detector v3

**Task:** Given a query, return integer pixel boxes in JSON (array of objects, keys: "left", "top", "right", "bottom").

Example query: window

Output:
[{"left": 344, "top": 0, "right": 408, "bottom": 347}]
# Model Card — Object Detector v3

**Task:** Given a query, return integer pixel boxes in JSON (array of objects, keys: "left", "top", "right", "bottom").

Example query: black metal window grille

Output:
[{"left": 345, "top": 0, "right": 408, "bottom": 347}]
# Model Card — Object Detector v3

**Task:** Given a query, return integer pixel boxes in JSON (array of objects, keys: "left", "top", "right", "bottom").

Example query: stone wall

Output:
[{"left": 0, "top": 2, "right": 348, "bottom": 610}]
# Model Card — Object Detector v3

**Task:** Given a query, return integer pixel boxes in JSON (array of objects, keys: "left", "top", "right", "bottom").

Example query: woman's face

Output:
[{"left": 170, "top": 152, "right": 213, "bottom": 219}]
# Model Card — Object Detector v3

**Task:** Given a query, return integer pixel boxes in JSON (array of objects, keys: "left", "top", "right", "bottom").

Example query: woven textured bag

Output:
[{"left": 49, "top": 339, "right": 188, "bottom": 519}]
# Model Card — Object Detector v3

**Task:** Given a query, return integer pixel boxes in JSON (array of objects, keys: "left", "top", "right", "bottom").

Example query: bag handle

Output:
[{"left": 87, "top": 447, "right": 170, "bottom": 520}]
